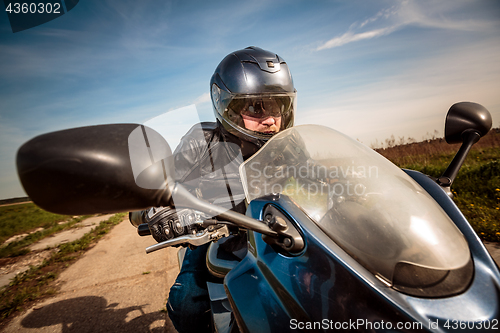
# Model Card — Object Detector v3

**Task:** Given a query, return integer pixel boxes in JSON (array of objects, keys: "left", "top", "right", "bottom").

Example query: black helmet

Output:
[{"left": 210, "top": 47, "right": 296, "bottom": 145}]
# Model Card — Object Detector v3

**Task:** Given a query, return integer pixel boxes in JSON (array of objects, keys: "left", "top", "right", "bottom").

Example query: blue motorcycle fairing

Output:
[
  {"left": 225, "top": 195, "right": 420, "bottom": 333},
  {"left": 224, "top": 177, "right": 500, "bottom": 332}
]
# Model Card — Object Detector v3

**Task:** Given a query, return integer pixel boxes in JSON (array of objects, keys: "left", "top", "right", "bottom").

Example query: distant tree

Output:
[
  {"left": 385, "top": 134, "right": 395, "bottom": 148},
  {"left": 370, "top": 138, "right": 380, "bottom": 149}
]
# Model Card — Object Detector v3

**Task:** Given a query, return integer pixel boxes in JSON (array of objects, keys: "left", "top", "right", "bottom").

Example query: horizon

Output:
[{"left": 4, "top": 125, "right": 499, "bottom": 201}]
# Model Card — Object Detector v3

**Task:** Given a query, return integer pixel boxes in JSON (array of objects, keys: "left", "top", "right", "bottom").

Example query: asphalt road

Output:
[{"left": 4, "top": 217, "right": 180, "bottom": 333}]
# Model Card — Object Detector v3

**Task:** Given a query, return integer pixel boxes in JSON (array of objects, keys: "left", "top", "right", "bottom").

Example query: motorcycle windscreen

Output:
[{"left": 240, "top": 125, "right": 472, "bottom": 296}]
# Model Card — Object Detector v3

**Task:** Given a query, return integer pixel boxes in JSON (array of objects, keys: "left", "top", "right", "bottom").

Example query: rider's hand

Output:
[
  {"left": 145, "top": 207, "right": 198, "bottom": 243},
  {"left": 145, "top": 207, "right": 175, "bottom": 243}
]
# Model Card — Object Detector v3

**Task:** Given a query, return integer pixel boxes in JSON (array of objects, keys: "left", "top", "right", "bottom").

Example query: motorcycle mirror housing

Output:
[
  {"left": 445, "top": 102, "right": 492, "bottom": 144},
  {"left": 16, "top": 124, "right": 174, "bottom": 215},
  {"left": 439, "top": 102, "right": 492, "bottom": 190}
]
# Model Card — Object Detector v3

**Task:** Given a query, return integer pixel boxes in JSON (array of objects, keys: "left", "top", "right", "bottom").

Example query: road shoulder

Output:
[{"left": 3, "top": 218, "right": 180, "bottom": 332}]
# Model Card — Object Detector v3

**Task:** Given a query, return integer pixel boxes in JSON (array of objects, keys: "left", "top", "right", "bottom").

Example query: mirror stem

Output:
[
  {"left": 439, "top": 130, "right": 480, "bottom": 188},
  {"left": 168, "top": 183, "right": 278, "bottom": 237}
]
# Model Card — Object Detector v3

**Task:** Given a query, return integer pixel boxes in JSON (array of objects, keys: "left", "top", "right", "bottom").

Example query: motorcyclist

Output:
[{"left": 133, "top": 46, "right": 297, "bottom": 333}]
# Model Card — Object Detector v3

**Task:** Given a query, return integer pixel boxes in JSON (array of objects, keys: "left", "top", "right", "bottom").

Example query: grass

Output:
[
  {"left": 0, "top": 215, "right": 92, "bottom": 258},
  {"left": 0, "top": 213, "right": 126, "bottom": 324},
  {"left": 0, "top": 202, "right": 94, "bottom": 258},
  {"left": 0, "top": 203, "right": 72, "bottom": 244},
  {"left": 376, "top": 129, "right": 500, "bottom": 242}
]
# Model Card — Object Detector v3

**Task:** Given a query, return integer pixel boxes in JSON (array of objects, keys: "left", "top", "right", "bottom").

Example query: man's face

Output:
[
  {"left": 242, "top": 114, "right": 282, "bottom": 134},
  {"left": 239, "top": 98, "right": 282, "bottom": 134}
]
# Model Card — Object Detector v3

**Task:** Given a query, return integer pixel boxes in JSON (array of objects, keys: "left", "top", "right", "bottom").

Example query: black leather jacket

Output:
[{"left": 173, "top": 121, "right": 252, "bottom": 214}]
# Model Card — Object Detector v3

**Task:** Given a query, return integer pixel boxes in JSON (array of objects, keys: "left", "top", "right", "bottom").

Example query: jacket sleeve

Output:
[{"left": 172, "top": 123, "right": 214, "bottom": 194}]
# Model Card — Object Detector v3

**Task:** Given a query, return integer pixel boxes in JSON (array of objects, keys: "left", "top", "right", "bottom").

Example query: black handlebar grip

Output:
[{"left": 138, "top": 223, "right": 151, "bottom": 236}]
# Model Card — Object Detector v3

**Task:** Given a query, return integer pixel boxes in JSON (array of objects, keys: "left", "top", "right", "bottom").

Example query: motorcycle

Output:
[{"left": 16, "top": 102, "right": 499, "bottom": 332}]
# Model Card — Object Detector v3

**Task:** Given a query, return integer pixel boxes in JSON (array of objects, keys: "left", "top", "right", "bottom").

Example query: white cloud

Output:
[
  {"left": 316, "top": 0, "right": 497, "bottom": 51},
  {"left": 317, "top": 26, "right": 399, "bottom": 50}
]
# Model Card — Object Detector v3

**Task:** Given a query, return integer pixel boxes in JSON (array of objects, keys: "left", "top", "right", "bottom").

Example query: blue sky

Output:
[{"left": 1, "top": 0, "right": 499, "bottom": 200}]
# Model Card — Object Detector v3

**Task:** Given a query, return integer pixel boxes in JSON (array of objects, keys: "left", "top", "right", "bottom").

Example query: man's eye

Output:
[{"left": 248, "top": 106, "right": 260, "bottom": 114}]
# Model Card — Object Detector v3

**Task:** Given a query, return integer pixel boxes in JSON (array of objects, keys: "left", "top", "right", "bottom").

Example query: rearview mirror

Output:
[
  {"left": 16, "top": 124, "right": 174, "bottom": 215},
  {"left": 439, "top": 102, "right": 492, "bottom": 189},
  {"left": 445, "top": 102, "right": 492, "bottom": 144}
]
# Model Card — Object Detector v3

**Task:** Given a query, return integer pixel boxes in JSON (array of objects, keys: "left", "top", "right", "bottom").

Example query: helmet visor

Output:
[
  {"left": 230, "top": 95, "right": 293, "bottom": 119},
  {"left": 212, "top": 85, "right": 296, "bottom": 138}
]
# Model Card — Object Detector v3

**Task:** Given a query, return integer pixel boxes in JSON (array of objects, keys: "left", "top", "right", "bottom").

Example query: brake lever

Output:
[{"left": 145, "top": 225, "right": 230, "bottom": 254}]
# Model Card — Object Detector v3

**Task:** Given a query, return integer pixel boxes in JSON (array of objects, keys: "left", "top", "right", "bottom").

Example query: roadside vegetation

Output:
[
  {"left": 1, "top": 202, "right": 68, "bottom": 244},
  {"left": 0, "top": 203, "right": 92, "bottom": 258},
  {"left": 376, "top": 128, "right": 500, "bottom": 241},
  {"left": 0, "top": 197, "right": 30, "bottom": 206},
  {"left": 0, "top": 213, "right": 126, "bottom": 326}
]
